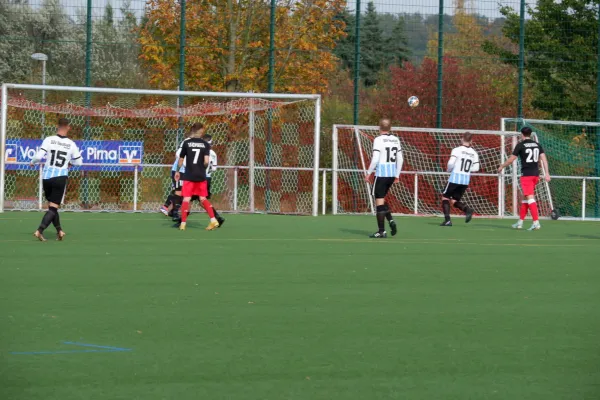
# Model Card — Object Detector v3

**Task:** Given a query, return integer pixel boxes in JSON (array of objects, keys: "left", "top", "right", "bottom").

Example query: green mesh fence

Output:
[{"left": 504, "top": 119, "right": 600, "bottom": 219}]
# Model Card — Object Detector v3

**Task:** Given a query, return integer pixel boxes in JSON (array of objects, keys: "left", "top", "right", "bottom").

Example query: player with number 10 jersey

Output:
[{"left": 440, "top": 133, "right": 479, "bottom": 226}]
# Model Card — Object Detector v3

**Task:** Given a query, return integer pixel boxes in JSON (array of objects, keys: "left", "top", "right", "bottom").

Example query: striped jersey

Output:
[
  {"left": 205, "top": 150, "right": 217, "bottom": 178},
  {"left": 36, "top": 135, "right": 82, "bottom": 180},
  {"left": 447, "top": 145, "right": 480, "bottom": 185},
  {"left": 370, "top": 134, "right": 403, "bottom": 178},
  {"left": 171, "top": 139, "right": 189, "bottom": 172}
]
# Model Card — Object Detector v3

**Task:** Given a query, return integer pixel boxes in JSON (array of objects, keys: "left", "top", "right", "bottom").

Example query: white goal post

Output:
[{"left": 1, "top": 84, "right": 321, "bottom": 216}]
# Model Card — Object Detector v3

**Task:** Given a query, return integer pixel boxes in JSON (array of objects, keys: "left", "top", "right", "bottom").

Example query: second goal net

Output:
[{"left": 1, "top": 84, "right": 321, "bottom": 215}]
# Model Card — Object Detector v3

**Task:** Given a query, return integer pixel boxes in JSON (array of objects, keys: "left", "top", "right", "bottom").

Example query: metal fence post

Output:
[
  {"left": 353, "top": 0, "right": 361, "bottom": 125},
  {"left": 595, "top": 4, "right": 600, "bottom": 218},
  {"left": 435, "top": 0, "right": 444, "bottom": 129},
  {"left": 517, "top": 0, "right": 526, "bottom": 123},
  {"left": 133, "top": 164, "right": 138, "bottom": 211}
]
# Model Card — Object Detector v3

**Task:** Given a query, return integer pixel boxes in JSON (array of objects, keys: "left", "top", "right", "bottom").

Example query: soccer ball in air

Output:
[{"left": 408, "top": 96, "right": 419, "bottom": 108}]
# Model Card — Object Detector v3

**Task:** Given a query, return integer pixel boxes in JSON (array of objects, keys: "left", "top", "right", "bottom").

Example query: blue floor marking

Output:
[{"left": 10, "top": 341, "right": 132, "bottom": 355}]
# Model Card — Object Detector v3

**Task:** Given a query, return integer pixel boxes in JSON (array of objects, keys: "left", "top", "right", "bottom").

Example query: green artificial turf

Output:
[{"left": 1, "top": 213, "right": 599, "bottom": 400}]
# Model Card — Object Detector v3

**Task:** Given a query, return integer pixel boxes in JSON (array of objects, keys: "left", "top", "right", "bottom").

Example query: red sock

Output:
[
  {"left": 519, "top": 202, "right": 528, "bottom": 220},
  {"left": 529, "top": 200, "right": 539, "bottom": 221},
  {"left": 181, "top": 201, "right": 190, "bottom": 222},
  {"left": 202, "top": 199, "right": 215, "bottom": 219}
]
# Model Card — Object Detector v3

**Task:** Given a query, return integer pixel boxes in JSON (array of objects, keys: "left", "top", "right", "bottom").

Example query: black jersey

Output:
[
  {"left": 512, "top": 139, "right": 545, "bottom": 177},
  {"left": 179, "top": 137, "right": 211, "bottom": 182}
]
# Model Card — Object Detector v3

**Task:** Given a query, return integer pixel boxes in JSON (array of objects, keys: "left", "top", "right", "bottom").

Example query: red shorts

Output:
[
  {"left": 181, "top": 180, "right": 208, "bottom": 198},
  {"left": 520, "top": 176, "right": 539, "bottom": 196}
]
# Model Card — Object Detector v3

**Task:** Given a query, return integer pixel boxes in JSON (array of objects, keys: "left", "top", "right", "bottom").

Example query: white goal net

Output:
[
  {"left": 333, "top": 125, "right": 549, "bottom": 218},
  {"left": 1, "top": 84, "right": 321, "bottom": 215}
]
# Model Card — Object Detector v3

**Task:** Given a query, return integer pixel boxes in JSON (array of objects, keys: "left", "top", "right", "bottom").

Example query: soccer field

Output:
[{"left": 1, "top": 213, "right": 599, "bottom": 400}]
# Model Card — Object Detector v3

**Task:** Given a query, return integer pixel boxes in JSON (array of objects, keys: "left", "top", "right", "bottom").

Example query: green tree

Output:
[
  {"left": 360, "top": 1, "right": 385, "bottom": 86},
  {"left": 485, "top": 0, "right": 598, "bottom": 121},
  {"left": 388, "top": 16, "right": 411, "bottom": 67}
]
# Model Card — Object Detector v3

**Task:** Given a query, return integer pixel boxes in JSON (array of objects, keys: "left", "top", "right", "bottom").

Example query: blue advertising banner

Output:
[{"left": 4, "top": 139, "right": 144, "bottom": 172}]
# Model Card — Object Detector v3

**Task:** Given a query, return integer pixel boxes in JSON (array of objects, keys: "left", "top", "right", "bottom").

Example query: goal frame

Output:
[
  {"left": 332, "top": 124, "right": 517, "bottom": 217},
  {"left": 0, "top": 83, "right": 322, "bottom": 215},
  {"left": 501, "top": 117, "right": 600, "bottom": 221}
]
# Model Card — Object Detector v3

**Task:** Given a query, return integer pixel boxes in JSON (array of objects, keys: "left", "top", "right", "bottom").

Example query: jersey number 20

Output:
[
  {"left": 525, "top": 148, "right": 539, "bottom": 163},
  {"left": 49, "top": 150, "right": 67, "bottom": 167},
  {"left": 385, "top": 147, "right": 398, "bottom": 162}
]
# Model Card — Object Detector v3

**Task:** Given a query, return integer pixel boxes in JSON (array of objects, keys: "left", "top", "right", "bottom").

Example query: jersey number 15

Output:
[{"left": 49, "top": 150, "right": 67, "bottom": 167}]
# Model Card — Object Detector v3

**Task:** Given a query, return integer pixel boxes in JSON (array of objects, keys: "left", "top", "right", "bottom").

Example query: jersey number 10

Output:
[
  {"left": 385, "top": 147, "right": 398, "bottom": 162},
  {"left": 460, "top": 158, "right": 472, "bottom": 172}
]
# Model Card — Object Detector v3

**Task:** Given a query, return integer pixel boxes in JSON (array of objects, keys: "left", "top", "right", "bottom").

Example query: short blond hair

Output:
[{"left": 379, "top": 118, "right": 391, "bottom": 132}]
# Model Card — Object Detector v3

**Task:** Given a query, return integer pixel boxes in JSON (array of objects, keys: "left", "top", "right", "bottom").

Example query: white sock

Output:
[{"left": 210, "top": 217, "right": 217, "bottom": 222}]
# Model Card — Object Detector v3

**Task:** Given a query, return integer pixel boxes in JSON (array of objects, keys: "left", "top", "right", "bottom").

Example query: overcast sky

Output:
[{"left": 53, "top": 0, "right": 531, "bottom": 20}]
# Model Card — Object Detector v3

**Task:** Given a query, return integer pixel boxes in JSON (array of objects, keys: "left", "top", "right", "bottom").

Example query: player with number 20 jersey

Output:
[{"left": 498, "top": 127, "right": 551, "bottom": 231}]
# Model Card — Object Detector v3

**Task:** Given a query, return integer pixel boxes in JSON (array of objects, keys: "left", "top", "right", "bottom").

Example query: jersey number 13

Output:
[{"left": 385, "top": 147, "right": 398, "bottom": 162}]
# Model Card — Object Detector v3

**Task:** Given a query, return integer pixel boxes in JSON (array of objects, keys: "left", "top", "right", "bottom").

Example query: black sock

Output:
[
  {"left": 376, "top": 205, "right": 387, "bottom": 233},
  {"left": 442, "top": 200, "right": 451, "bottom": 221},
  {"left": 164, "top": 194, "right": 176, "bottom": 208},
  {"left": 454, "top": 201, "right": 467, "bottom": 212},
  {"left": 38, "top": 207, "right": 57, "bottom": 233},
  {"left": 212, "top": 207, "right": 221, "bottom": 219},
  {"left": 385, "top": 211, "right": 393, "bottom": 223},
  {"left": 52, "top": 209, "right": 62, "bottom": 232}
]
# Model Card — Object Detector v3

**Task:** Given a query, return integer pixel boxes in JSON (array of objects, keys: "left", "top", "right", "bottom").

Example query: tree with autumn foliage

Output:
[{"left": 138, "top": 0, "right": 347, "bottom": 93}]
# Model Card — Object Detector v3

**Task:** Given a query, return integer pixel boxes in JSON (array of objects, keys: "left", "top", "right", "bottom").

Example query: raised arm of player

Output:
[
  {"left": 365, "top": 137, "right": 381, "bottom": 179},
  {"left": 210, "top": 150, "right": 218, "bottom": 173},
  {"left": 471, "top": 151, "right": 480, "bottom": 172},
  {"left": 175, "top": 141, "right": 188, "bottom": 180},
  {"left": 70, "top": 144, "right": 83, "bottom": 166},
  {"left": 30, "top": 137, "right": 50, "bottom": 165},
  {"left": 395, "top": 146, "right": 404, "bottom": 179},
  {"left": 540, "top": 153, "right": 550, "bottom": 182},
  {"left": 447, "top": 148, "right": 458, "bottom": 172}
]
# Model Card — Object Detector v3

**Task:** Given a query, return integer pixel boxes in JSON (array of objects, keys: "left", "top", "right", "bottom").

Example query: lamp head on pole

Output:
[{"left": 31, "top": 53, "right": 48, "bottom": 61}]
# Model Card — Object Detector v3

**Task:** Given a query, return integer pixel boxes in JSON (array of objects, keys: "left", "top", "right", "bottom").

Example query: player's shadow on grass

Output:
[
  {"left": 339, "top": 228, "right": 373, "bottom": 237},
  {"left": 566, "top": 234, "right": 600, "bottom": 240}
]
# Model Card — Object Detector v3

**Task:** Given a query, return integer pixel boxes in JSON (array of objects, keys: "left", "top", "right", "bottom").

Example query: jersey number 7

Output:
[{"left": 191, "top": 149, "right": 202, "bottom": 164}]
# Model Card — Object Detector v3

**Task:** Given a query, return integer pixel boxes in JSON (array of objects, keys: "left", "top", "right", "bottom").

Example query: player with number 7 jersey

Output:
[{"left": 174, "top": 123, "right": 219, "bottom": 231}]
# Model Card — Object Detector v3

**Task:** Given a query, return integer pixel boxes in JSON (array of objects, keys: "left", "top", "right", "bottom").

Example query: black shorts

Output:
[
  {"left": 206, "top": 177, "right": 212, "bottom": 199},
  {"left": 372, "top": 177, "right": 395, "bottom": 199},
  {"left": 442, "top": 182, "right": 468, "bottom": 202},
  {"left": 171, "top": 171, "right": 182, "bottom": 192},
  {"left": 43, "top": 176, "right": 68, "bottom": 205}
]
